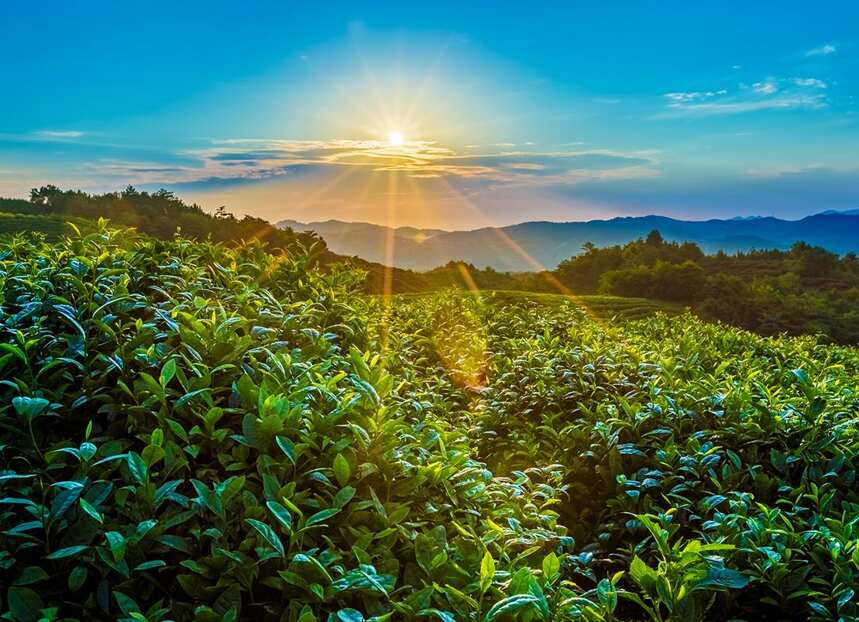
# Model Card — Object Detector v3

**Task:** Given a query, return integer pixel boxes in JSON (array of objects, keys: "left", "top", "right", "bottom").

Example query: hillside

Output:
[
  {"left": 0, "top": 225, "right": 856, "bottom": 621},
  {"left": 0, "top": 188, "right": 433, "bottom": 296},
  {"left": 279, "top": 212, "right": 859, "bottom": 270}
]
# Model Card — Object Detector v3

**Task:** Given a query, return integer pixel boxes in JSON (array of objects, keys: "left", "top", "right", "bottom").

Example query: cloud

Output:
[
  {"left": 752, "top": 79, "right": 778, "bottom": 95},
  {"left": 664, "top": 90, "right": 727, "bottom": 103},
  {"left": 80, "top": 160, "right": 201, "bottom": 185},
  {"left": 35, "top": 130, "right": 85, "bottom": 139},
  {"left": 806, "top": 44, "right": 836, "bottom": 56},
  {"left": 745, "top": 165, "right": 841, "bottom": 178},
  {"left": 792, "top": 77, "right": 827, "bottom": 88},
  {"left": 161, "top": 139, "right": 658, "bottom": 186},
  {"left": 71, "top": 139, "right": 657, "bottom": 194},
  {"left": 660, "top": 77, "right": 827, "bottom": 117}
]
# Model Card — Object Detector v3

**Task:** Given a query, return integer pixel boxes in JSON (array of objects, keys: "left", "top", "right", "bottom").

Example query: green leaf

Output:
[
  {"left": 305, "top": 508, "right": 340, "bottom": 527},
  {"left": 542, "top": 552, "right": 560, "bottom": 581},
  {"left": 126, "top": 452, "right": 148, "bottom": 484},
  {"left": 159, "top": 358, "right": 177, "bottom": 386},
  {"left": 415, "top": 525, "right": 447, "bottom": 575},
  {"left": 335, "top": 609, "right": 364, "bottom": 622},
  {"left": 266, "top": 500, "right": 293, "bottom": 531},
  {"left": 292, "top": 553, "right": 333, "bottom": 584},
  {"left": 79, "top": 498, "right": 103, "bottom": 523},
  {"left": 333, "top": 486, "right": 356, "bottom": 508},
  {"left": 45, "top": 545, "right": 89, "bottom": 560},
  {"left": 276, "top": 436, "right": 296, "bottom": 464},
  {"left": 629, "top": 556, "right": 658, "bottom": 592},
  {"left": 791, "top": 368, "right": 811, "bottom": 385},
  {"left": 114, "top": 591, "right": 141, "bottom": 615},
  {"left": 483, "top": 594, "right": 540, "bottom": 621},
  {"left": 480, "top": 551, "right": 495, "bottom": 594},
  {"left": 0, "top": 343, "right": 27, "bottom": 364},
  {"left": 245, "top": 518, "right": 284, "bottom": 557},
  {"left": 105, "top": 531, "right": 126, "bottom": 562},
  {"left": 699, "top": 565, "right": 749, "bottom": 589},
  {"left": 79, "top": 441, "right": 97, "bottom": 461},
  {"left": 636, "top": 514, "right": 669, "bottom": 557},
  {"left": 68, "top": 566, "right": 87, "bottom": 591},
  {"left": 419, "top": 610, "right": 457, "bottom": 622},
  {"left": 12, "top": 396, "right": 49, "bottom": 420},
  {"left": 7, "top": 586, "right": 44, "bottom": 622},
  {"left": 837, "top": 588, "right": 855, "bottom": 610},
  {"left": 333, "top": 453, "right": 351, "bottom": 487},
  {"left": 597, "top": 578, "right": 618, "bottom": 612},
  {"left": 13, "top": 567, "right": 49, "bottom": 586}
]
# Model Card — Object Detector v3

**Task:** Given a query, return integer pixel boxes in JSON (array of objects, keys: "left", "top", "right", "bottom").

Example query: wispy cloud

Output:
[
  {"left": 35, "top": 130, "right": 85, "bottom": 139},
  {"left": 660, "top": 76, "right": 827, "bottom": 117},
  {"left": 66, "top": 139, "right": 657, "bottom": 190},
  {"left": 143, "top": 139, "right": 660, "bottom": 186},
  {"left": 664, "top": 90, "right": 727, "bottom": 103},
  {"left": 745, "top": 165, "right": 852, "bottom": 179},
  {"left": 805, "top": 43, "right": 837, "bottom": 56},
  {"left": 752, "top": 79, "right": 778, "bottom": 95},
  {"left": 792, "top": 77, "right": 827, "bottom": 88}
]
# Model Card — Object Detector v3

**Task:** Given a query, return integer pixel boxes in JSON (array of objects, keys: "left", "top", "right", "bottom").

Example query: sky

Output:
[{"left": 1, "top": 1, "right": 858, "bottom": 229}]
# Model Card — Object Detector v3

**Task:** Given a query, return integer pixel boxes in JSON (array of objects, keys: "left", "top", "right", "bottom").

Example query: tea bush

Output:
[
  {"left": 373, "top": 292, "right": 859, "bottom": 621},
  {"left": 1, "top": 225, "right": 857, "bottom": 621}
]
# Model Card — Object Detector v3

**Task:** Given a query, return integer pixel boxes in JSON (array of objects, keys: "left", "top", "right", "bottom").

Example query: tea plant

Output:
[{"left": 1, "top": 226, "right": 856, "bottom": 621}]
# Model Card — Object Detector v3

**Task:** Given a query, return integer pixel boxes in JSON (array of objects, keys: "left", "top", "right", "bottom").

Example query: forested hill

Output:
[
  {"left": 1, "top": 187, "right": 430, "bottom": 293},
  {"left": 279, "top": 211, "right": 859, "bottom": 270},
  {"left": 4, "top": 186, "right": 859, "bottom": 343},
  {"left": 4, "top": 187, "right": 319, "bottom": 251}
]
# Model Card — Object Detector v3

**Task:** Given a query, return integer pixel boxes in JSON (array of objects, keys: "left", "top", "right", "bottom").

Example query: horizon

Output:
[
  {"left": 280, "top": 208, "right": 859, "bottom": 234},
  {"left": 2, "top": 2, "right": 859, "bottom": 228}
]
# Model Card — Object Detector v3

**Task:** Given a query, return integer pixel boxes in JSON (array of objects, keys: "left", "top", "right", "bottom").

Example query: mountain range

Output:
[{"left": 279, "top": 211, "right": 859, "bottom": 272}]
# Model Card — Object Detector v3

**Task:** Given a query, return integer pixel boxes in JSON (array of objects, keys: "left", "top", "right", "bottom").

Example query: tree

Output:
[
  {"left": 646, "top": 229, "right": 664, "bottom": 246},
  {"left": 29, "top": 185, "right": 63, "bottom": 209},
  {"left": 650, "top": 260, "right": 706, "bottom": 302},
  {"left": 598, "top": 265, "right": 654, "bottom": 298},
  {"left": 790, "top": 242, "right": 838, "bottom": 279}
]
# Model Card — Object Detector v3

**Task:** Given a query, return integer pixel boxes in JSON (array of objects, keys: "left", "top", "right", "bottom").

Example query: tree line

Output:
[
  {"left": 23, "top": 185, "right": 323, "bottom": 252},
  {"left": 5, "top": 186, "right": 859, "bottom": 343},
  {"left": 535, "top": 230, "right": 859, "bottom": 343}
]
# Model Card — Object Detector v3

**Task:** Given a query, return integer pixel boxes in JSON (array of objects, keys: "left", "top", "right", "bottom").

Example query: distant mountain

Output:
[
  {"left": 819, "top": 208, "right": 859, "bottom": 216},
  {"left": 278, "top": 212, "right": 859, "bottom": 271}
]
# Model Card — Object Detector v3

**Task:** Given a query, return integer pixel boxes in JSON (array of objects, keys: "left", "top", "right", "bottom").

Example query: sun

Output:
[{"left": 388, "top": 131, "right": 404, "bottom": 146}]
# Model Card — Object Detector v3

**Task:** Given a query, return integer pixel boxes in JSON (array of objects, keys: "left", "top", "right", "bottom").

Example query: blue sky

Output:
[{"left": 1, "top": 1, "right": 858, "bottom": 228}]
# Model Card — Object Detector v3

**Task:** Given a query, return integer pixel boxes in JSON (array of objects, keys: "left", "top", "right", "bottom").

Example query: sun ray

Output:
[{"left": 432, "top": 175, "right": 605, "bottom": 322}]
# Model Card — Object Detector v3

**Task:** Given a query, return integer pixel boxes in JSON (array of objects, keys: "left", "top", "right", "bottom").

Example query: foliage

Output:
[
  {"left": 373, "top": 291, "right": 859, "bottom": 621},
  {"left": 23, "top": 185, "right": 321, "bottom": 253},
  {"left": 554, "top": 231, "right": 859, "bottom": 344},
  {"left": 5, "top": 187, "right": 859, "bottom": 343},
  {"left": 0, "top": 212, "right": 92, "bottom": 240},
  {"left": 0, "top": 225, "right": 565, "bottom": 621},
  {"left": 1, "top": 223, "right": 858, "bottom": 621}
]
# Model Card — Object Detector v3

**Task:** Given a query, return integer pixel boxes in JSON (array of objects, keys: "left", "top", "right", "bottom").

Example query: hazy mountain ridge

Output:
[{"left": 278, "top": 212, "right": 859, "bottom": 271}]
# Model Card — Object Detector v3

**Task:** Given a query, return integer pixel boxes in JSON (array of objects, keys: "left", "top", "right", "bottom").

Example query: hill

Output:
[
  {"left": 279, "top": 212, "right": 859, "bottom": 270},
  {"left": 4, "top": 186, "right": 858, "bottom": 343},
  {"left": 1, "top": 187, "right": 433, "bottom": 296},
  {"left": 1, "top": 225, "right": 856, "bottom": 621}
]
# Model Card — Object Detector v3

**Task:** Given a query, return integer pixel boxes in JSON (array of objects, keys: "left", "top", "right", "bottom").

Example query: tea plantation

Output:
[{"left": 1, "top": 224, "right": 857, "bottom": 621}]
